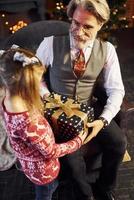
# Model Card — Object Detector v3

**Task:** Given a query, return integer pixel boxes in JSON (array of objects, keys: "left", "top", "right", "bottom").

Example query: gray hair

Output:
[{"left": 67, "top": 0, "right": 110, "bottom": 24}]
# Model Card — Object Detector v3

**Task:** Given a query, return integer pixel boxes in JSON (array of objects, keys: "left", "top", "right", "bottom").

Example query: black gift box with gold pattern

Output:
[{"left": 44, "top": 93, "right": 94, "bottom": 143}]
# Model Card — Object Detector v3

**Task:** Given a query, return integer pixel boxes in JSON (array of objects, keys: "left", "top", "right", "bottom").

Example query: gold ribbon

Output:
[{"left": 44, "top": 94, "right": 80, "bottom": 117}]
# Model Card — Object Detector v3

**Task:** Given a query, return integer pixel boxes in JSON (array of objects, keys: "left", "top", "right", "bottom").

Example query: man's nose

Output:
[{"left": 77, "top": 25, "right": 84, "bottom": 35}]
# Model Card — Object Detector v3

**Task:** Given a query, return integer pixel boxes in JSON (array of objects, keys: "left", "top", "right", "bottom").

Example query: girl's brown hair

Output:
[{"left": 0, "top": 47, "right": 45, "bottom": 116}]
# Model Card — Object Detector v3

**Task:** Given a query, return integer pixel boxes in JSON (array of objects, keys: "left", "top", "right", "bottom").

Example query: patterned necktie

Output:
[{"left": 73, "top": 49, "right": 86, "bottom": 77}]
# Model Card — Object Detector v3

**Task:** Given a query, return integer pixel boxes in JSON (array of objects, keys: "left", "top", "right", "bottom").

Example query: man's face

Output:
[{"left": 70, "top": 6, "right": 102, "bottom": 49}]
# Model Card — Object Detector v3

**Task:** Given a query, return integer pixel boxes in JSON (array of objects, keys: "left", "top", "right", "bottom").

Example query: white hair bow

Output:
[
  {"left": 0, "top": 50, "right": 5, "bottom": 57},
  {"left": 0, "top": 44, "right": 19, "bottom": 57},
  {"left": 11, "top": 44, "right": 20, "bottom": 49},
  {"left": 13, "top": 52, "right": 39, "bottom": 67}
]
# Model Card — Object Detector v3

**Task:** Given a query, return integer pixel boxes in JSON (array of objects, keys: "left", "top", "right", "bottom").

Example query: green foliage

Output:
[
  {"left": 98, "top": 0, "right": 129, "bottom": 43},
  {"left": 104, "top": 0, "right": 129, "bottom": 31}
]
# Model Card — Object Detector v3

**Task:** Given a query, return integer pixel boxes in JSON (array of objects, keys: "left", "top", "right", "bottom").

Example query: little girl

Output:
[{"left": 0, "top": 46, "right": 88, "bottom": 200}]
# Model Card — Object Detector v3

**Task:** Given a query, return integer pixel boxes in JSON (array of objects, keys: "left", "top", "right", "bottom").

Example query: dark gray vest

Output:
[{"left": 49, "top": 35, "right": 107, "bottom": 104}]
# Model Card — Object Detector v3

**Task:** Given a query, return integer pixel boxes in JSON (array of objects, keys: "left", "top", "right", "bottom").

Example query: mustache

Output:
[
  {"left": 73, "top": 35, "right": 85, "bottom": 42},
  {"left": 70, "top": 30, "right": 88, "bottom": 41}
]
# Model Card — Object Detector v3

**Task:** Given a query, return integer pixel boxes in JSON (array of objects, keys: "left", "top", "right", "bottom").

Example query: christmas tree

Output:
[
  {"left": 105, "top": 0, "right": 129, "bottom": 30},
  {"left": 99, "top": 0, "right": 129, "bottom": 43}
]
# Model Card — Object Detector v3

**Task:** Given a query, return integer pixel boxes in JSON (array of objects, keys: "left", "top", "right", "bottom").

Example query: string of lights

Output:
[{"left": 0, "top": 12, "right": 28, "bottom": 34}]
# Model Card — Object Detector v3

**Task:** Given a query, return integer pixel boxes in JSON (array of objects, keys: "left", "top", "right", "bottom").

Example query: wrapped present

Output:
[{"left": 44, "top": 93, "right": 94, "bottom": 143}]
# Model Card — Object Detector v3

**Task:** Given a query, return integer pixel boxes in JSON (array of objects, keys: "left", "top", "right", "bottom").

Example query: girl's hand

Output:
[{"left": 78, "top": 131, "right": 88, "bottom": 144}]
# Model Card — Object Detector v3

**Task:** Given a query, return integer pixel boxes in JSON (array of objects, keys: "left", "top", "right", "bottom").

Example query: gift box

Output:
[{"left": 44, "top": 93, "right": 94, "bottom": 143}]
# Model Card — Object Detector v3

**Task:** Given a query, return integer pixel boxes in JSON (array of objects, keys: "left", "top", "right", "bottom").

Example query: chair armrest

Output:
[
  {"left": 121, "top": 97, "right": 134, "bottom": 112},
  {"left": 121, "top": 99, "right": 134, "bottom": 162}
]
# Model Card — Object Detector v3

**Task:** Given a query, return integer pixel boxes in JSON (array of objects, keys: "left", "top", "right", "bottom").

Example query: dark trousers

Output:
[
  {"left": 95, "top": 119, "right": 127, "bottom": 190},
  {"left": 60, "top": 117, "right": 127, "bottom": 199},
  {"left": 60, "top": 148, "right": 93, "bottom": 200},
  {"left": 35, "top": 179, "right": 58, "bottom": 200},
  {"left": 0, "top": 165, "right": 35, "bottom": 200},
  {"left": 0, "top": 165, "right": 58, "bottom": 200}
]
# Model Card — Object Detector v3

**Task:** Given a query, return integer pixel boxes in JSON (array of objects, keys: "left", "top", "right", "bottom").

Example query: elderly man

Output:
[{"left": 36, "top": 0, "right": 127, "bottom": 199}]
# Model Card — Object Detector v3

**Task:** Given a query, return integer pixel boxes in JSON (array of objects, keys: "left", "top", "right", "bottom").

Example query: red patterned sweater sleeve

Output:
[{"left": 26, "top": 115, "right": 82, "bottom": 159}]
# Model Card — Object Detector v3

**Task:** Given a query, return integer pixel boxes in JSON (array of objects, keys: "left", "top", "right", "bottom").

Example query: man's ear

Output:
[{"left": 98, "top": 22, "right": 104, "bottom": 31}]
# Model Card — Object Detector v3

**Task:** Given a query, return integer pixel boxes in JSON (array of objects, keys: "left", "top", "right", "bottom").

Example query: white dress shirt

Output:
[{"left": 36, "top": 36, "right": 125, "bottom": 123}]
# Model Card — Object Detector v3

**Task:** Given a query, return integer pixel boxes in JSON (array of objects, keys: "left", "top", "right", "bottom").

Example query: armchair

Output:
[{"left": 0, "top": 20, "right": 132, "bottom": 200}]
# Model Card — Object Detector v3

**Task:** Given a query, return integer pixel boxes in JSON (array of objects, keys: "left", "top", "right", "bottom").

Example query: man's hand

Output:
[{"left": 84, "top": 120, "right": 104, "bottom": 144}]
